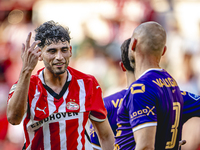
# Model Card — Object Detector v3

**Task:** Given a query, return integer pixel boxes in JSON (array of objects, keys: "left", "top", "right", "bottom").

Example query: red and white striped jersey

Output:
[{"left": 8, "top": 66, "right": 107, "bottom": 150}]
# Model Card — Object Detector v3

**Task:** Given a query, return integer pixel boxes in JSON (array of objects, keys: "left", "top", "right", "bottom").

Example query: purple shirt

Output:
[
  {"left": 115, "top": 69, "right": 184, "bottom": 150},
  {"left": 90, "top": 89, "right": 127, "bottom": 149}
]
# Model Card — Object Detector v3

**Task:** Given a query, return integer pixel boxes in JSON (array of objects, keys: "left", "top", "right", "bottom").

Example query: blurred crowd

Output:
[{"left": 0, "top": 0, "right": 200, "bottom": 149}]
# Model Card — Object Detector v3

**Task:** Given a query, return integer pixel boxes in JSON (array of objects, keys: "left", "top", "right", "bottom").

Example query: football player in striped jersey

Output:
[{"left": 7, "top": 20, "right": 114, "bottom": 150}]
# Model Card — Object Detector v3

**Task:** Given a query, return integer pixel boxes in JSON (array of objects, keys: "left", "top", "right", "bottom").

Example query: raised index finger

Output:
[{"left": 25, "top": 32, "right": 32, "bottom": 51}]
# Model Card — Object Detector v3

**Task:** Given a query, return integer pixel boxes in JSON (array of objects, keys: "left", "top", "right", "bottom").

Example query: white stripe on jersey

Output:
[
  {"left": 132, "top": 122, "right": 157, "bottom": 133},
  {"left": 77, "top": 79, "right": 86, "bottom": 112},
  {"left": 26, "top": 129, "right": 34, "bottom": 150},
  {"left": 58, "top": 89, "right": 68, "bottom": 112},
  {"left": 92, "top": 144, "right": 102, "bottom": 150},
  {"left": 46, "top": 91, "right": 56, "bottom": 114},
  {"left": 58, "top": 91, "right": 68, "bottom": 150},
  {"left": 38, "top": 70, "right": 45, "bottom": 84},
  {"left": 77, "top": 112, "right": 84, "bottom": 150},
  {"left": 26, "top": 115, "right": 34, "bottom": 150},
  {"left": 25, "top": 111, "right": 35, "bottom": 150},
  {"left": 76, "top": 80, "right": 87, "bottom": 149},
  {"left": 43, "top": 122, "right": 51, "bottom": 150},
  {"left": 30, "top": 85, "right": 40, "bottom": 120},
  {"left": 59, "top": 120, "right": 67, "bottom": 150},
  {"left": 67, "top": 69, "right": 72, "bottom": 81}
]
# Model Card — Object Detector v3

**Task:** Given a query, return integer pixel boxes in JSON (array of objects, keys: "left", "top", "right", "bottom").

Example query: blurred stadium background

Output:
[{"left": 1, "top": 0, "right": 200, "bottom": 149}]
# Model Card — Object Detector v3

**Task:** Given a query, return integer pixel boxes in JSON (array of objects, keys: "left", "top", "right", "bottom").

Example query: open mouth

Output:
[{"left": 54, "top": 63, "right": 64, "bottom": 67}]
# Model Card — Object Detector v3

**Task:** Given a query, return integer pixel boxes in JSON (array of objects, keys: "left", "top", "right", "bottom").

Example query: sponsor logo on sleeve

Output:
[{"left": 188, "top": 93, "right": 200, "bottom": 101}]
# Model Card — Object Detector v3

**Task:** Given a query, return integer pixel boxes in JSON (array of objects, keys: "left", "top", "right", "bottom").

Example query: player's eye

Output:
[
  {"left": 47, "top": 49, "right": 56, "bottom": 53},
  {"left": 62, "top": 47, "right": 69, "bottom": 52},
  {"left": 62, "top": 49, "right": 68, "bottom": 52},
  {"left": 50, "top": 50, "right": 56, "bottom": 53}
]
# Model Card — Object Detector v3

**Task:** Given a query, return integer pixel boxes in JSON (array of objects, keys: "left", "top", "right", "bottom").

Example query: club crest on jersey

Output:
[{"left": 66, "top": 102, "right": 79, "bottom": 110}]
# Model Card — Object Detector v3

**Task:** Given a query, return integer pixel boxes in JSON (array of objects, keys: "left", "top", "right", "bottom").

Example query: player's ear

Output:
[
  {"left": 162, "top": 46, "right": 167, "bottom": 56},
  {"left": 131, "top": 38, "right": 137, "bottom": 52},
  {"left": 69, "top": 45, "right": 72, "bottom": 57},
  {"left": 119, "top": 61, "right": 126, "bottom": 72}
]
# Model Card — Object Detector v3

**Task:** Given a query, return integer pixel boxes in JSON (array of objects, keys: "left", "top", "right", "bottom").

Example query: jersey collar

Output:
[{"left": 138, "top": 68, "right": 164, "bottom": 80}]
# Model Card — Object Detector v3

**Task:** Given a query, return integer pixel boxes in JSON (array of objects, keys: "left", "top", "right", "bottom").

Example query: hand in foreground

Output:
[
  {"left": 21, "top": 32, "right": 41, "bottom": 72},
  {"left": 179, "top": 140, "right": 186, "bottom": 150}
]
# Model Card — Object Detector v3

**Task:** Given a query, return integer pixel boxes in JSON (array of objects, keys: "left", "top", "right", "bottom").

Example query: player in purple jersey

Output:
[
  {"left": 90, "top": 90, "right": 127, "bottom": 150},
  {"left": 90, "top": 38, "right": 135, "bottom": 150},
  {"left": 114, "top": 21, "right": 184, "bottom": 150},
  {"left": 91, "top": 36, "right": 200, "bottom": 150}
]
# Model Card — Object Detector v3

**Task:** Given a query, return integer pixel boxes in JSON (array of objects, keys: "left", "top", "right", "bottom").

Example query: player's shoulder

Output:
[
  {"left": 67, "top": 66, "right": 96, "bottom": 80},
  {"left": 132, "top": 69, "right": 161, "bottom": 87},
  {"left": 181, "top": 91, "right": 200, "bottom": 101},
  {"left": 104, "top": 89, "right": 127, "bottom": 109},
  {"left": 126, "top": 77, "right": 159, "bottom": 105},
  {"left": 129, "top": 78, "right": 153, "bottom": 95},
  {"left": 29, "top": 68, "right": 44, "bottom": 84},
  {"left": 104, "top": 89, "right": 127, "bottom": 101},
  {"left": 131, "top": 69, "right": 177, "bottom": 91},
  {"left": 139, "top": 68, "right": 170, "bottom": 81}
]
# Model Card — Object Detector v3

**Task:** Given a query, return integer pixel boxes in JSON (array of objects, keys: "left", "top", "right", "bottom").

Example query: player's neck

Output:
[
  {"left": 43, "top": 68, "right": 68, "bottom": 92},
  {"left": 135, "top": 57, "right": 160, "bottom": 80},
  {"left": 126, "top": 71, "right": 136, "bottom": 87}
]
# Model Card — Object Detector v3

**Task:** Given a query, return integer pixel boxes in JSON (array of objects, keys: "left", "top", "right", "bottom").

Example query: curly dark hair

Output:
[
  {"left": 121, "top": 38, "right": 134, "bottom": 72},
  {"left": 35, "top": 20, "right": 71, "bottom": 48}
]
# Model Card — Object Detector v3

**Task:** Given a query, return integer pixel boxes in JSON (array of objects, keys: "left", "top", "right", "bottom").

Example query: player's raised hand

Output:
[{"left": 21, "top": 32, "right": 41, "bottom": 72}]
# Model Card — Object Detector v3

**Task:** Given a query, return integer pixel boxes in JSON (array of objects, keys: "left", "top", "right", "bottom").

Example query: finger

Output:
[
  {"left": 30, "top": 46, "right": 41, "bottom": 56},
  {"left": 29, "top": 40, "right": 41, "bottom": 52},
  {"left": 179, "top": 140, "right": 186, "bottom": 147},
  {"left": 21, "top": 43, "right": 25, "bottom": 53},
  {"left": 21, "top": 43, "right": 25, "bottom": 59},
  {"left": 35, "top": 47, "right": 41, "bottom": 55},
  {"left": 25, "top": 32, "right": 32, "bottom": 51}
]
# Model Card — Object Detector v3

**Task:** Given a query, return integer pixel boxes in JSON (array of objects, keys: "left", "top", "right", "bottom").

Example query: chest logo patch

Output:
[{"left": 66, "top": 102, "right": 79, "bottom": 110}]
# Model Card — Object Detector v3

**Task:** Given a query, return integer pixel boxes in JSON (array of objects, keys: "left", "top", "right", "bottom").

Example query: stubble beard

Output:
[
  {"left": 44, "top": 60, "right": 69, "bottom": 75},
  {"left": 53, "top": 63, "right": 68, "bottom": 75}
]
